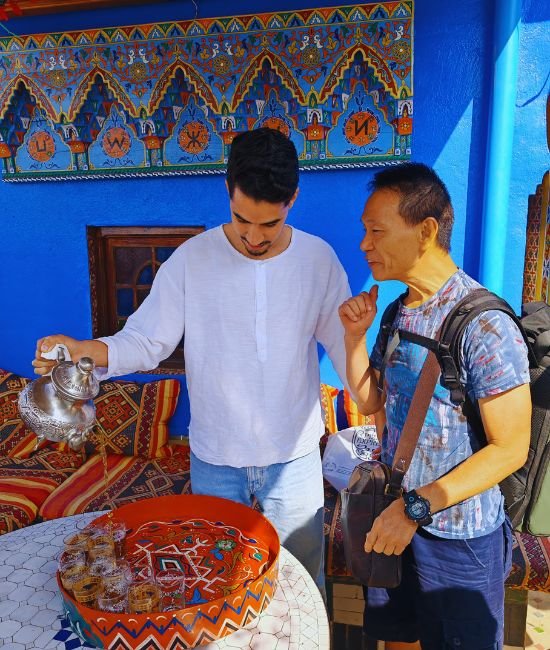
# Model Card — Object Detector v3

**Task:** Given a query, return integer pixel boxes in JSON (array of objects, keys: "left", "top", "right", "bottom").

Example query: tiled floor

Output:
[{"left": 505, "top": 591, "right": 550, "bottom": 650}]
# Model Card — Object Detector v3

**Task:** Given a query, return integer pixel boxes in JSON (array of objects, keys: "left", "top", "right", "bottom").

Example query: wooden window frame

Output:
[
  {"left": 5, "top": 1, "right": 159, "bottom": 17},
  {"left": 87, "top": 225, "right": 204, "bottom": 374}
]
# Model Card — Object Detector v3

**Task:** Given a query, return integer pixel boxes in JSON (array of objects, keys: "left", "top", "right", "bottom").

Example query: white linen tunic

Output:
[{"left": 98, "top": 225, "right": 350, "bottom": 467}]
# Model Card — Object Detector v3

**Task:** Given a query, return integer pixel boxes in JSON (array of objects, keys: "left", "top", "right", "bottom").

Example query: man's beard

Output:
[{"left": 243, "top": 240, "right": 270, "bottom": 256}]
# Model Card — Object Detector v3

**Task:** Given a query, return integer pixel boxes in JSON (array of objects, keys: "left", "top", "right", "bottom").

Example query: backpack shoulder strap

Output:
[
  {"left": 377, "top": 294, "right": 406, "bottom": 394},
  {"left": 439, "top": 287, "right": 535, "bottom": 404}
]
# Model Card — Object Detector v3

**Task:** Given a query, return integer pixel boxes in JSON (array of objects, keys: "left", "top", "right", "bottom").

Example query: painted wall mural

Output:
[{"left": 0, "top": 2, "right": 413, "bottom": 181}]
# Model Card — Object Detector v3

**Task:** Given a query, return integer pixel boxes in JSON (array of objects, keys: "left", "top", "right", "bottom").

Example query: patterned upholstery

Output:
[
  {"left": 320, "top": 383, "right": 372, "bottom": 434},
  {"left": 509, "top": 532, "right": 550, "bottom": 592},
  {"left": 84, "top": 379, "right": 180, "bottom": 458},
  {"left": 0, "top": 369, "right": 73, "bottom": 458},
  {"left": 0, "top": 450, "right": 84, "bottom": 514},
  {"left": 40, "top": 444, "right": 191, "bottom": 520},
  {"left": 0, "top": 494, "right": 37, "bottom": 535},
  {"left": 0, "top": 449, "right": 84, "bottom": 534}
]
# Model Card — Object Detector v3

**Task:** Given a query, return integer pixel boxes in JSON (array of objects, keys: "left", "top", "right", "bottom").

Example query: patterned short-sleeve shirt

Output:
[{"left": 371, "top": 270, "right": 530, "bottom": 539}]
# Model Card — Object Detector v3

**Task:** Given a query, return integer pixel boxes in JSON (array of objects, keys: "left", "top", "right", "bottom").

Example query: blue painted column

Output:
[{"left": 479, "top": 0, "right": 521, "bottom": 294}]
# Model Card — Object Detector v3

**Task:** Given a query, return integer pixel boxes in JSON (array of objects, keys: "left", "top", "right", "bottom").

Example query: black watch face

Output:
[{"left": 408, "top": 500, "right": 428, "bottom": 519}]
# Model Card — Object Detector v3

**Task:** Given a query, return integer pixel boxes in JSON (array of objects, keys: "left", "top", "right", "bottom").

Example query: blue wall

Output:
[{"left": 1, "top": 0, "right": 548, "bottom": 435}]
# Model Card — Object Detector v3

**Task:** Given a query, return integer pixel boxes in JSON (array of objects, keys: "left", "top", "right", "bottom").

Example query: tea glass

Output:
[
  {"left": 97, "top": 591, "right": 128, "bottom": 614},
  {"left": 105, "top": 521, "right": 127, "bottom": 559},
  {"left": 102, "top": 565, "right": 131, "bottom": 596},
  {"left": 58, "top": 549, "right": 86, "bottom": 572},
  {"left": 59, "top": 562, "right": 89, "bottom": 594},
  {"left": 88, "top": 533, "right": 115, "bottom": 561},
  {"left": 155, "top": 568, "right": 186, "bottom": 611},
  {"left": 63, "top": 530, "right": 92, "bottom": 555},
  {"left": 116, "top": 559, "right": 134, "bottom": 584},
  {"left": 89, "top": 555, "right": 117, "bottom": 578},
  {"left": 128, "top": 580, "right": 161, "bottom": 614},
  {"left": 72, "top": 575, "right": 102, "bottom": 608}
]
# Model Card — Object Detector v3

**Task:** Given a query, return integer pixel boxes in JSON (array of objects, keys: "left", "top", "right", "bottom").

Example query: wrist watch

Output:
[{"left": 403, "top": 489, "right": 433, "bottom": 527}]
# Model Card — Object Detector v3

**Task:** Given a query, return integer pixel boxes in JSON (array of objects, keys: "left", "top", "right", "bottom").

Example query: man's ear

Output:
[
  {"left": 225, "top": 179, "right": 230, "bottom": 197},
  {"left": 420, "top": 216, "right": 439, "bottom": 249},
  {"left": 287, "top": 187, "right": 300, "bottom": 209}
]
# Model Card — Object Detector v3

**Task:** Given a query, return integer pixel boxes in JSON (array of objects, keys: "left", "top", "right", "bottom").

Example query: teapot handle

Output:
[{"left": 41, "top": 343, "right": 72, "bottom": 375}]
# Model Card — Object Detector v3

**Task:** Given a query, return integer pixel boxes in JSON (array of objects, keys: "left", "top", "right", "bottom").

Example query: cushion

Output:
[
  {"left": 509, "top": 531, "right": 550, "bottom": 593},
  {"left": 0, "top": 369, "right": 39, "bottom": 458},
  {"left": 320, "top": 383, "right": 340, "bottom": 434},
  {"left": 40, "top": 444, "right": 191, "bottom": 520},
  {"left": 0, "top": 369, "right": 73, "bottom": 458},
  {"left": 0, "top": 449, "right": 84, "bottom": 507},
  {"left": 0, "top": 493, "right": 38, "bottom": 535},
  {"left": 84, "top": 378, "right": 180, "bottom": 459},
  {"left": 320, "top": 383, "right": 373, "bottom": 434},
  {"left": 340, "top": 388, "right": 373, "bottom": 428}
]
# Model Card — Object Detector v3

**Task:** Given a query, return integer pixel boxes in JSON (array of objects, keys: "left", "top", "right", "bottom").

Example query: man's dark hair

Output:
[
  {"left": 226, "top": 127, "right": 299, "bottom": 205},
  {"left": 371, "top": 162, "right": 454, "bottom": 251}
]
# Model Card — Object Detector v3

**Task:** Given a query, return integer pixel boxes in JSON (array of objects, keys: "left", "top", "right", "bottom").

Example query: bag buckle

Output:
[{"left": 384, "top": 484, "right": 403, "bottom": 498}]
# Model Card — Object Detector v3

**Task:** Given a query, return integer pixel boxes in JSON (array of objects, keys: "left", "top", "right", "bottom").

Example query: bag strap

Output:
[{"left": 385, "top": 348, "right": 441, "bottom": 498}]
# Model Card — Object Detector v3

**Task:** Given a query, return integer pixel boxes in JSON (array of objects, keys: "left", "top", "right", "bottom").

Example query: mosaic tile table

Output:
[{"left": 0, "top": 511, "right": 329, "bottom": 650}]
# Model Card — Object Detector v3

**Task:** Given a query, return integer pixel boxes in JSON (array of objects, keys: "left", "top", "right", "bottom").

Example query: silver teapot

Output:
[{"left": 18, "top": 346, "right": 100, "bottom": 451}]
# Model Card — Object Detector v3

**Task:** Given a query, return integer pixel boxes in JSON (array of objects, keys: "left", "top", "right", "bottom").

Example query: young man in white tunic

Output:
[{"left": 33, "top": 127, "right": 351, "bottom": 591}]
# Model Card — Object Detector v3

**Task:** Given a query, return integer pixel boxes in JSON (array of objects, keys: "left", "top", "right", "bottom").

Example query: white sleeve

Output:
[
  {"left": 96, "top": 249, "right": 185, "bottom": 378},
  {"left": 314, "top": 248, "right": 350, "bottom": 385}
]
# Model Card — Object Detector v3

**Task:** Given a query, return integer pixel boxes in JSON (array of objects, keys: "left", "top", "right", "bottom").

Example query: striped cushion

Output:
[
  {"left": 84, "top": 379, "right": 180, "bottom": 458},
  {"left": 0, "top": 493, "right": 37, "bottom": 534},
  {"left": 40, "top": 444, "right": 191, "bottom": 520},
  {"left": 320, "top": 383, "right": 339, "bottom": 433},
  {"left": 320, "top": 383, "right": 373, "bottom": 433},
  {"left": 0, "top": 450, "right": 84, "bottom": 507},
  {"left": 340, "top": 388, "right": 372, "bottom": 428}
]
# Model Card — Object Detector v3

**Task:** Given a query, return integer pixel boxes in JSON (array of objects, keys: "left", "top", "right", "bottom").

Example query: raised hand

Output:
[{"left": 338, "top": 285, "right": 379, "bottom": 339}]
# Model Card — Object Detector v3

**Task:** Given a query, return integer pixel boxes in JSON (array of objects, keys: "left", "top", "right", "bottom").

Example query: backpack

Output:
[{"left": 378, "top": 288, "right": 550, "bottom": 535}]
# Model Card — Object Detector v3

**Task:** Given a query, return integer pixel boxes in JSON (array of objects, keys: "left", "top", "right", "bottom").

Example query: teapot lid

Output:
[{"left": 51, "top": 357, "right": 100, "bottom": 402}]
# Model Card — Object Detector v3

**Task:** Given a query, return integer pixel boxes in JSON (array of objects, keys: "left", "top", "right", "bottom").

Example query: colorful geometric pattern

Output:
[
  {"left": 84, "top": 378, "right": 180, "bottom": 458},
  {"left": 39, "top": 445, "right": 191, "bottom": 519},
  {"left": 0, "top": 449, "right": 84, "bottom": 535},
  {"left": 59, "top": 496, "right": 279, "bottom": 648},
  {"left": 508, "top": 531, "right": 550, "bottom": 593},
  {"left": 0, "top": 369, "right": 35, "bottom": 458},
  {"left": 125, "top": 516, "right": 271, "bottom": 601},
  {"left": 0, "top": 493, "right": 37, "bottom": 535},
  {"left": 0, "top": 3, "right": 414, "bottom": 181},
  {"left": 523, "top": 171, "right": 550, "bottom": 304}
]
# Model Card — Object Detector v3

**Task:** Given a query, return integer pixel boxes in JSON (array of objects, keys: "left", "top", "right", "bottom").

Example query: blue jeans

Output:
[
  {"left": 363, "top": 516, "right": 514, "bottom": 649},
  {"left": 190, "top": 448, "right": 325, "bottom": 592}
]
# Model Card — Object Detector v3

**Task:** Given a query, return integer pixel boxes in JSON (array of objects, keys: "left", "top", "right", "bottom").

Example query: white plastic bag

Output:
[{"left": 322, "top": 425, "right": 380, "bottom": 491}]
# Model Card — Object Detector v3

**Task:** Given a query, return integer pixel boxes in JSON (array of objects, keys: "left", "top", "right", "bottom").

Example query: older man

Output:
[{"left": 339, "top": 163, "right": 531, "bottom": 650}]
